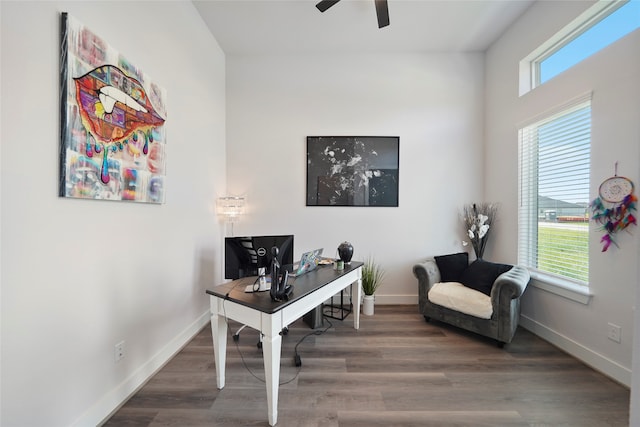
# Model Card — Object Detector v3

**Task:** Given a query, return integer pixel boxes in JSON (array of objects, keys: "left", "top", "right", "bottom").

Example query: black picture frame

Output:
[{"left": 306, "top": 136, "right": 399, "bottom": 207}]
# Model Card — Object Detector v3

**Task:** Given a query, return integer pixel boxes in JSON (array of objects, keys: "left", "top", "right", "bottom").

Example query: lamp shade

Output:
[{"left": 216, "top": 196, "right": 245, "bottom": 221}]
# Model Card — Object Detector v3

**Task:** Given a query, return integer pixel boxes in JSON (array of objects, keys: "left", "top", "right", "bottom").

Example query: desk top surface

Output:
[{"left": 206, "top": 261, "right": 363, "bottom": 314}]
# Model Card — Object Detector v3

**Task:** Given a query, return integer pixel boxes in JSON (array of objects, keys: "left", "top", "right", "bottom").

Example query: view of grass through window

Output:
[{"left": 538, "top": 221, "right": 589, "bottom": 283}]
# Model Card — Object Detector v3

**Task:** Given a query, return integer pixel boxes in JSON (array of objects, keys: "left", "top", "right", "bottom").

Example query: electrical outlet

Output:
[
  {"left": 114, "top": 341, "right": 125, "bottom": 363},
  {"left": 607, "top": 323, "right": 621, "bottom": 343}
]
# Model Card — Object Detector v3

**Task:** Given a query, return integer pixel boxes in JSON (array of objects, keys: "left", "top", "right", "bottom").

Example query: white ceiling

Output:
[{"left": 192, "top": 0, "right": 535, "bottom": 55}]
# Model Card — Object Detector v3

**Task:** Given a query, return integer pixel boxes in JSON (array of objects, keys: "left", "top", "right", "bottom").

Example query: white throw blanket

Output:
[{"left": 427, "top": 282, "right": 493, "bottom": 319}]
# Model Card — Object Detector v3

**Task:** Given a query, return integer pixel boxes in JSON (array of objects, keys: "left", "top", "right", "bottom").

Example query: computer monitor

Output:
[{"left": 224, "top": 235, "right": 294, "bottom": 280}]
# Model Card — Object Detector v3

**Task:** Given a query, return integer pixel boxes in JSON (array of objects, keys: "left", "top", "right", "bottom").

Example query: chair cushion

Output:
[
  {"left": 459, "top": 259, "right": 512, "bottom": 296},
  {"left": 434, "top": 252, "right": 468, "bottom": 282},
  {"left": 428, "top": 282, "right": 493, "bottom": 319}
]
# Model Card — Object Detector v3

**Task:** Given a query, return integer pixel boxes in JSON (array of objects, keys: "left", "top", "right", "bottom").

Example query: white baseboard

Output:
[
  {"left": 71, "top": 311, "right": 211, "bottom": 427},
  {"left": 325, "top": 293, "right": 418, "bottom": 306},
  {"left": 370, "top": 294, "right": 418, "bottom": 305},
  {"left": 520, "top": 314, "right": 631, "bottom": 387}
]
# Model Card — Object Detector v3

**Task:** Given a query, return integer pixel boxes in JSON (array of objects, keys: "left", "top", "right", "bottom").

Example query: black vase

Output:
[{"left": 337, "top": 241, "right": 354, "bottom": 264}]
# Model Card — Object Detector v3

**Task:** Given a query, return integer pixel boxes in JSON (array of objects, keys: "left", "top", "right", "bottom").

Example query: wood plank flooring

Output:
[{"left": 103, "top": 305, "right": 630, "bottom": 426}]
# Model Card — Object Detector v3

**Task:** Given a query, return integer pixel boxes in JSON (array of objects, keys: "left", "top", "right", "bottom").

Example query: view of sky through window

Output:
[{"left": 540, "top": 0, "right": 640, "bottom": 83}]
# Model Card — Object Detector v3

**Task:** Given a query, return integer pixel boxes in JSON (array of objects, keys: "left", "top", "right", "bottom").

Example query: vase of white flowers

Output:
[{"left": 463, "top": 203, "right": 498, "bottom": 260}]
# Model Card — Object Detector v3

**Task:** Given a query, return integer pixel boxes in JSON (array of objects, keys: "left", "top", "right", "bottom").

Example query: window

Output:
[
  {"left": 538, "top": 0, "right": 640, "bottom": 84},
  {"left": 518, "top": 97, "right": 591, "bottom": 287},
  {"left": 519, "top": 0, "right": 640, "bottom": 95}
]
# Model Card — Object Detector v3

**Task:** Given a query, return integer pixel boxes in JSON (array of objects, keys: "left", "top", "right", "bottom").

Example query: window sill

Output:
[{"left": 529, "top": 271, "right": 592, "bottom": 305}]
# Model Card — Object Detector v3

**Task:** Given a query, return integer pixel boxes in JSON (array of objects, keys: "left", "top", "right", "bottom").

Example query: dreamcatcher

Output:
[{"left": 590, "top": 163, "right": 637, "bottom": 252}]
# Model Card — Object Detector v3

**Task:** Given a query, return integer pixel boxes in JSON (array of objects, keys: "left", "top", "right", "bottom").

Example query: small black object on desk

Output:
[{"left": 270, "top": 246, "right": 293, "bottom": 301}]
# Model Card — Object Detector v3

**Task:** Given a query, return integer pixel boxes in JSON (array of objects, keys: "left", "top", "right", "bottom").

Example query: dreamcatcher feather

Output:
[{"left": 590, "top": 170, "right": 637, "bottom": 252}]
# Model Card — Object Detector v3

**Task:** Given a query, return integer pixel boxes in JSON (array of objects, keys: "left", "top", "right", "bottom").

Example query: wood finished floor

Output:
[{"left": 103, "top": 305, "right": 630, "bottom": 427}]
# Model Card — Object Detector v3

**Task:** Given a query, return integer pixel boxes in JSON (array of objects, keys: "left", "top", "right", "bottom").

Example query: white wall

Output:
[
  {"left": 0, "top": 1, "right": 226, "bottom": 426},
  {"left": 225, "top": 53, "right": 485, "bottom": 303},
  {"left": 633, "top": 235, "right": 640, "bottom": 427},
  {"left": 485, "top": 0, "right": 639, "bottom": 388}
]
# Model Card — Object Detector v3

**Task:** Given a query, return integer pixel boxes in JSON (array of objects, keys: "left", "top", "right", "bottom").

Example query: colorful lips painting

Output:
[
  {"left": 74, "top": 65, "right": 165, "bottom": 184},
  {"left": 60, "top": 13, "right": 167, "bottom": 203}
]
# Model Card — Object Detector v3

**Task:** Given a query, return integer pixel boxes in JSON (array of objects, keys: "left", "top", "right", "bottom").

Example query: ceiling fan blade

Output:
[
  {"left": 316, "top": 0, "right": 340, "bottom": 13},
  {"left": 374, "top": 0, "right": 389, "bottom": 28}
]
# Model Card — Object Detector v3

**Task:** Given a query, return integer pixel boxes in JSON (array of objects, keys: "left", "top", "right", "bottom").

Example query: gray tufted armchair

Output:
[{"left": 413, "top": 258, "right": 530, "bottom": 347}]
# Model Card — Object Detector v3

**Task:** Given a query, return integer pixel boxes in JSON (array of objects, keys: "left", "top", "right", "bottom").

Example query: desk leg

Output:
[
  {"left": 262, "top": 331, "right": 282, "bottom": 426},
  {"left": 353, "top": 274, "right": 361, "bottom": 330},
  {"left": 210, "top": 299, "right": 227, "bottom": 389}
]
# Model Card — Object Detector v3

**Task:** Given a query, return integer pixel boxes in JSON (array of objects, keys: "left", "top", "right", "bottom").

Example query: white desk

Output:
[{"left": 206, "top": 263, "right": 362, "bottom": 426}]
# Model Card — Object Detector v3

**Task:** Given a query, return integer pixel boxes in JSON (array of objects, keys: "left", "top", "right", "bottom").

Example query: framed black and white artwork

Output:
[{"left": 306, "top": 136, "right": 399, "bottom": 207}]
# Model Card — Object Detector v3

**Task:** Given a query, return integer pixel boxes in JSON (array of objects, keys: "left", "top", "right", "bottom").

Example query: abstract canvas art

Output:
[
  {"left": 306, "top": 136, "right": 399, "bottom": 207},
  {"left": 59, "top": 13, "right": 167, "bottom": 203}
]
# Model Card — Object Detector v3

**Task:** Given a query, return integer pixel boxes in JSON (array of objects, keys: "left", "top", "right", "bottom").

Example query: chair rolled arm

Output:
[
  {"left": 491, "top": 265, "right": 530, "bottom": 303},
  {"left": 412, "top": 259, "right": 440, "bottom": 291},
  {"left": 413, "top": 259, "right": 441, "bottom": 310}
]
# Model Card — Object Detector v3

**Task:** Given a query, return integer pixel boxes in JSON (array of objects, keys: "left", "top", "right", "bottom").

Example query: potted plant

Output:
[{"left": 361, "top": 256, "right": 385, "bottom": 315}]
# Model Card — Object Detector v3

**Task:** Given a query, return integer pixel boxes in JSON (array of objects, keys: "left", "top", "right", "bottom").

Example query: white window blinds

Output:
[{"left": 518, "top": 99, "right": 591, "bottom": 285}]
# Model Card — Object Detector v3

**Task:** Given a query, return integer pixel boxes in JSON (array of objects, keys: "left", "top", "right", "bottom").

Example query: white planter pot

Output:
[{"left": 363, "top": 295, "right": 375, "bottom": 316}]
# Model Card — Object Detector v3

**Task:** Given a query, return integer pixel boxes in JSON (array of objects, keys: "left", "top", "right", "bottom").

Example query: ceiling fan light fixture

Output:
[
  {"left": 316, "top": 0, "right": 340, "bottom": 13},
  {"left": 375, "top": 0, "right": 390, "bottom": 28},
  {"left": 315, "top": 0, "right": 390, "bottom": 28}
]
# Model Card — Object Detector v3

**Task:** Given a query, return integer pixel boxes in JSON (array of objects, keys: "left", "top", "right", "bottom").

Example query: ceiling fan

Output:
[{"left": 315, "top": 0, "right": 390, "bottom": 28}]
